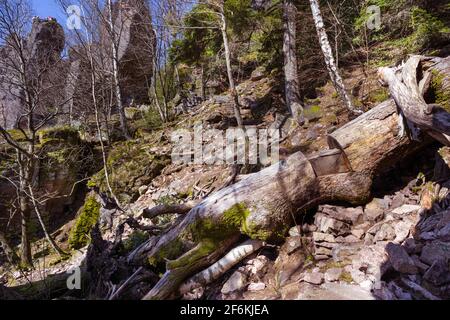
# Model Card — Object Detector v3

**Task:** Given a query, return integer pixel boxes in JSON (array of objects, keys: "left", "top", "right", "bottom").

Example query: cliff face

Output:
[
  {"left": 0, "top": 18, "right": 66, "bottom": 129},
  {"left": 106, "top": 0, "right": 155, "bottom": 104}
]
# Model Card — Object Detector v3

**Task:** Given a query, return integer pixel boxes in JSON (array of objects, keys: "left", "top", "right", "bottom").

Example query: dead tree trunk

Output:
[
  {"left": 132, "top": 56, "right": 450, "bottom": 300},
  {"left": 283, "top": 0, "right": 305, "bottom": 125},
  {"left": 309, "top": 0, "right": 360, "bottom": 114},
  {"left": 220, "top": 11, "right": 244, "bottom": 129},
  {"left": 379, "top": 55, "right": 450, "bottom": 146}
]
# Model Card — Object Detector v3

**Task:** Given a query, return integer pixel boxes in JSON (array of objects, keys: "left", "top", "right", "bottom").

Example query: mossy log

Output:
[{"left": 133, "top": 55, "right": 450, "bottom": 300}]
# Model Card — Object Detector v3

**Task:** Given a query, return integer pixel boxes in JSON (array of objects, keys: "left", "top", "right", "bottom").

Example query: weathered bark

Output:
[
  {"left": 142, "top": 200, "right": 200, "bottom": 219},
  {"left": 379, "top": 56, "right": 450, "bottom": 146},
  {"left": 107, "top": 0, "right": 131, "bottom": 139},
  {"left": 309, "top": 0, "right": 360, "bottom": 114},
  {"left": 220, "top": 11, "right": 244, "bottom": 129},
  {"left": 179, "top": 239, "right": 265, "bottom": 295},
  {"left": 328, "top": 99, "right": 419, "bottom": 174},
  {"left": 283, "top": 0, "right": 305, "bottom": 125}
]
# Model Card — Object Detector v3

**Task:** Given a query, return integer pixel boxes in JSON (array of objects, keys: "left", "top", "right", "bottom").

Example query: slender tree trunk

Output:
[
  {"left": 220, "top": 12, "right": 244, "bottom": 129},
  {"left": 283, "top": 0, "right": 305, "bottom": 125},
  {"left": 107, "top": 0, "right": 131, "bottom": 139},
  {"left": 18, "top": 153, "right": 32, "bottom": 268},
  {"left": 200, "top": 64, "right": 206, "bottom": 101},
  {"left": 309, "top": 0, "right": 360, "bottom": 114}
]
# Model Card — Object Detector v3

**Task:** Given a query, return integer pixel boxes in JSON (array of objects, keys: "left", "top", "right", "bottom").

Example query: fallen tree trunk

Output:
[
  {"left": 379, "top": 56, "right": 450, "bottom": 146},
  {"left": 133, "top": 56, "right": 450, "bottom": 300}
]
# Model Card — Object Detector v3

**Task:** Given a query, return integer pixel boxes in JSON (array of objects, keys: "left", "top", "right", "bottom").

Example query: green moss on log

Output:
[
  {"left": 69, "top": 196, "right": 101, "bottom": 249},
  {"left": 431, "top": 70, "right": 450, "bottom": 112}
]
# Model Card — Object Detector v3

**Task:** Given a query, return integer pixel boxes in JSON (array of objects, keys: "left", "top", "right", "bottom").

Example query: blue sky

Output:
[{"left": 31, "top": 0, "right": 65, "bottom": 22}]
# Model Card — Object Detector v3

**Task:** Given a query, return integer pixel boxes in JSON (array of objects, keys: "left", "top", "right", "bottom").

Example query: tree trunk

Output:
[
  {"left": 107, "top": 0, "right": 131, "bottom": 140},
  {"left": 283, "top": 0, "right": 305, "bottom": 125},
  {"left": 18, "top": 153, "right": 32, "bottom": 268},
  {"left": 220, "top": 12, "right": 244, "bottom": 129},
  {"left": 309, "top": 0, "right": 359, "bottom": 114},
  {"left": 379, "top": 55, "right": 450, "bottom": 146}
]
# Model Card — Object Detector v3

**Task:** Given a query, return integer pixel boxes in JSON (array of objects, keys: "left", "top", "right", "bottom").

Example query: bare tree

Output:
[
  {"left": 309, "top": 0, "right": 360, "bottom": 114},
  {"left": 283, "top": 0, "right": 305, "bottom": 125},
  {"left": 0, "top": 0, "right": 68, "bottom": 266}
]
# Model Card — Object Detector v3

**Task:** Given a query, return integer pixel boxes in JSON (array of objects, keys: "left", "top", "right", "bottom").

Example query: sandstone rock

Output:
[
  {"left": 420, "top": 241, "right": 450, "bottom": 265},
  {"left": 364, "top": 198, "right": 387, "bottom": 222},
  {"left": 391, "top": 205, "right": 421, "bottom": 217},
  {"left": 221, "top": 271, "right": 248, "bottom": 294},
  {"left": 391, "top": 193, "right": 407, "bottom": 210},
  {"left": 318, "top": 205, "right": 364, "bottom": 225},
  {"left": 423, "top": 260, "right": 450, "bottom": 286},
  {"left": 285, "top": 236, "right": 303, "bottom": 254},
  {"left": 247, "top": 282, "right": 266, "bottom": 292},
  {"left": 313, "top": 232, "right": 336, "bottom": 243},
  {"left": 303, "top": 272, "right": 324, "bottom": 285},
  {"left": 393, "top": 221, "right": 412, "bottom": 244},
  {"left": 386, "top": 243, "right": 418, "bottom": 274},
  {"left": 314, "top": 246, "right": 333, "bottom": 257},
  {"left": 325, "top": 268, "right": 342, "bottom": 282},
  {"left": 315, "top": 213, "right": 349, "bottom": 235},
  {"left": 351, "top": 229, "right": 366, "bottom": 240},
  {"left": 373, "top": 223, "right": 396, "bottom": 243},
  {"left": 247, "top": 256, "right": 269, "bottom": 276}
]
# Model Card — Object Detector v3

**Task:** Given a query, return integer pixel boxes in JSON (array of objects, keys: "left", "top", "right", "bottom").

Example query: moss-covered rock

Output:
[
  {"left": 88, "top": 140, "right": 171, "bottom": 204},
  {"left": 68, "top": 195, "right": 101, "bottom": 249}
]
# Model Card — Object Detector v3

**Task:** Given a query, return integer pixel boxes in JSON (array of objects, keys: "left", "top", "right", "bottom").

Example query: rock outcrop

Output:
[{"left": 0, "top": 17, "right": 65, "bottom": 129}]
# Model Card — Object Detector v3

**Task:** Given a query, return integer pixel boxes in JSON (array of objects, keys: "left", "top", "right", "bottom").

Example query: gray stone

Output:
[
  {"left": 423, "top": 260, "right": 450, "bottom": 286},
  {"left": 313, "top": 232, "right": 336, "bottom": 243},
  {"left": 373, "top": 223, "right": 396, "bottom": 243},
  {"left": 221, "top": 271, "right": 248, "bottom": 294},
  {"left": 351, "top": 229, "right": 366, "bottom": 240},
  {"left": 364, "top": 198, "right": 386, "bottom": 222},
  {"left": 403, "top": 238, "right": 422, "bottom": 255},
  {"left": 386, "top": 243, "right": 418, "bottom": 274},
  {"left": 391, "top": 205, "right": 421, "bottom": 217},
  {"left": 410, "top": 255, "right": 430, "bottom": 273},
  {"left": 319, "top": 205, "right": 364, "bottom": 225},
  {"left": 315, "top": 213, "right": 349, "bottom": 234},
  {"left": 304, "top": 272, "right": 324, "bottom": 285},
  {"left": 247, "top": 282, "right": 266, "bottom": 291},
  {"left": 325, "top": 268, "right": 343, "bottom": 282},
  {"left": 437, "top": 223, "right": 450, "bottom": 241},
  {"left": 420, "top": 241, "right": 450, "bottom": 265}
]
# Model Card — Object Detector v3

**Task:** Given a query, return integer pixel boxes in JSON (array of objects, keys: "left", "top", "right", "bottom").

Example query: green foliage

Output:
[{"left": 69, "top": 196, "right": 101, "bottom": 249}]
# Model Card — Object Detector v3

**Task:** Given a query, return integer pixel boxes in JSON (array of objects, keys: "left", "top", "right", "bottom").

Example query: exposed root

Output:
[
  {"left": 142, "top": 200, "right": 200, "bottom": 219},
  {"left": 179, "top": 239, "right": 265, "bottom": 296}
]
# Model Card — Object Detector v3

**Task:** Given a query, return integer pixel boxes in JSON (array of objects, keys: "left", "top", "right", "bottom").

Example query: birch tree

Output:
[{"left": 309, "top": 0, "right": 360, "bottom": 114}]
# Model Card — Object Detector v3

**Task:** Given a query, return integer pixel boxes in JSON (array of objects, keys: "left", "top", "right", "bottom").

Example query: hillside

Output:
[{"left": 1, "top": 0, "right": 450, "bottom": 301}]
